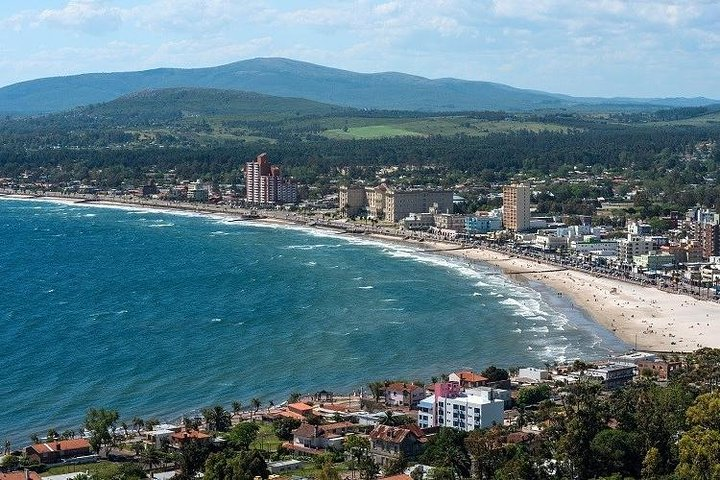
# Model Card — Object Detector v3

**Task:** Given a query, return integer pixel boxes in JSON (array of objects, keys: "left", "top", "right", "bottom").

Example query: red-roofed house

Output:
[
  {"left": 170, "top": 430, "right": 212, "bottom": 448},
  {"left": 0, "top": 471, "right": 42, "bottom": 480},
  {"left": 449, "top": 371, "right": 488, "bottom": 388},
  {"left": 24, "top": 439, "right": 92, "bottom": 464},
  {"left": 292, "top": 422, "right": 357, "bottom": 450},
  {"left": 384, "top": 383, "right": 427, "bottom": 408},
  {"left": 379, "top": 475, "right": 412, "bottom": 480},
  {"left": 287, "top": 402, "right": 315, "bottom": 417},
  {"left": 368, "top": 424, "right": 426, "bottom": 466}
]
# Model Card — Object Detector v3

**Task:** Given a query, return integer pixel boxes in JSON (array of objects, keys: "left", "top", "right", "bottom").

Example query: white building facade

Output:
[{"left": 417, "top": 389, "right": 504, "bottom": 431}]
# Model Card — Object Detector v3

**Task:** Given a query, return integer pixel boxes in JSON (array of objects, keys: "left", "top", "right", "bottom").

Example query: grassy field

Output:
[
  {"left": 249, "top": 422, "right": 283, "bottom": 452},
  {"left": 324, "top": 125, "right": 425, "bottom": 139},
  {"left": 322, "top": 117, "right": 568, "bottom": 139},
  {"left": 42, "top": 462, "right": 120, "bottom": 477}
]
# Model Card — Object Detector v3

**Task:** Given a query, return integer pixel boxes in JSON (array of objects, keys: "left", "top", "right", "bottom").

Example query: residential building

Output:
[
  {"left": 417, "top": 383, "right": 504, "bottom": 431},
  {"left": 368, "top": 424, "right": 427, "bottom": 466},
  {"left": 400, "top": 212, "right": 435, "bottom": 230},
  {"left": 292, "top": 421, "right": 355, "bottom": 450},
  {"left": 617, "top": 236, "right": 654, "bottom": 263},
  {"left": 267, "top": 460, "right": 304, "bottom": 474},
  {"left": 701, "top": 223, "right": 720, "bottom": 259},
  {"left": 287, "top": 402, "right": 315, "bottom": 417},
  {"left": 502, "top": 184, "right": 531, "bottom": 232},
  {"left": 465, "top": 215, "right": 502, "bottom": 235},
  {"left": 339, "top": 185, "right": 367, "bottom": 217},
  {"left": 433, "top": 213, "right": 468, "bottom": 232},
  {"left": 384, "top": 383, "right": 427, "bottom": 407},
  {"left": 187, "top": 180, "right": 209, "bottom": 202},
  {"left": 244, "top": 153, "right": 297, "bottom": 205},
  {"left": 340, "top": 183, "right": 453, "bottom": 222},
  {"left": 634, "top": 253, "right": 676, "bottom": 271},
  {"left": 533, "top": 234, "right": 568, "bottom": 251},
  {"left": 448, "top": 371, "right": 488, "bottom": 388},
  {"left": 24, "top": 439, "right": 92, "bottom": 464},
  {"left": 170, "top": 430, "right": 212, "bottom": 448},
  {"left": 573, "top": 363, "right": 635, "bottom": 390},
  {"left": 517, "top": 367, "right": 550, "bottom": 382},
  {"left": 637, "top": 360, "right": 682, "bottom": 380}
]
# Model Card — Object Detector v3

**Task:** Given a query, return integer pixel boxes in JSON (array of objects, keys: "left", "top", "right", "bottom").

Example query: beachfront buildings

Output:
[
  {"left": 417, "top": 383, "right": 504, "bottom": 432},
  {"left": 338, "top": 184, "right": 453, "bottom": 222},
  {"left": 24, "top": 439, "right": 92, "bottom": 464},
  {"left": 502, "top": 184, "right": 531, "bottom": 232},
  {"left": 384, "top": 383, "right": 427, "bottom": 407},
  {"left": 244, "top": 153, "right": 297, "bottom": 205}
]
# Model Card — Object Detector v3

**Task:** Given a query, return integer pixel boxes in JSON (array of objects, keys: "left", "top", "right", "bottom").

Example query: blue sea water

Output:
[{"left": 0, "top": 198, "right": 627, "bottom": 444}]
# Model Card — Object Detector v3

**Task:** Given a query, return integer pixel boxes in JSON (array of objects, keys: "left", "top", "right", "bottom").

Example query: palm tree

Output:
[
  {"left": 368, "top": 382, "right": 384, "bottom": 402},
  {"left": 120, "top": 421, "right": 129, "bottom": 438},
  {"left": 231, "top": 401, "right": 242, "bottom": 416},
  {"left": 29, "top": 434, "right": 39, "bottom": 445},
  {"left": 250, "top": 398, "right": 261, "bottom": 421},
  {"left": 141, "top": 444, "right": 162, "bottom": 478},
  {"left": 4, "top": 440, "right": 11, "bottom": 455},
  {"left": 46, "top": 429, "right": 58, "bottom": 442},
  {"left": 132, "top": 417, "right": 145, "bottom": 436}
]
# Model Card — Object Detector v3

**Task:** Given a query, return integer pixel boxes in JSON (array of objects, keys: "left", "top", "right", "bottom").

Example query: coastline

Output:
[{"left": 3, "top": 192, "right": 718, "bottom": 353}]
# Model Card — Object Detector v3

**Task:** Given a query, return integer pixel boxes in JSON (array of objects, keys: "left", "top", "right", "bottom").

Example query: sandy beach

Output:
[
  {"left": 5, "top": 191, "right": 719, "bottom": 353},
  {"left": 429, "top": 245, "right": 720, "bottom": 353}
]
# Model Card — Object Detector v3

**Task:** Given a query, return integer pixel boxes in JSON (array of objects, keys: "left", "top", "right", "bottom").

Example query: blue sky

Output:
[{"left": 0, "top": 0, "right": 718, "bottom": 98}]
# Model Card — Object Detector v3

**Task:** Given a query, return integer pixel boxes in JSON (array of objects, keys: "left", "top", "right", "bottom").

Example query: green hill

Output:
[{"left": 2, "top": 57, "right": 715, "bottom": 115}]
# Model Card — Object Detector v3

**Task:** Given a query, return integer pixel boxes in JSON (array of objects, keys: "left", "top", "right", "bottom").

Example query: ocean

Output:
[{"left": 0, "top": 198, "right": 627, "bottom": 445}]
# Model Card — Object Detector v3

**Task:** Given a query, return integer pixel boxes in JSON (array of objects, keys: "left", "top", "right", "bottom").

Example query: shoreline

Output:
[{"left": 3, "top": 192, "right": 718, "bottom": 353}]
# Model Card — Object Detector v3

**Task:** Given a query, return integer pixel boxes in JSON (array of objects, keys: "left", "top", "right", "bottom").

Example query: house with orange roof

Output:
[
  {"left": 170, "top": 429, "right": 212, "bottom": 448},
  {"left": 24, "top": 439, "right": 92, "bottom": 465},
  {"left": 448, "top": 370, "right": 488, "bottom": 388},
  {"left": 287, "top": 402, "right": 315, "bottom": 417},
  {"left": 384, "top": 383, "right": 427, "bottom": 408},
  {"left": 368, "top": 424, "right": 427, "bottom": 467}
]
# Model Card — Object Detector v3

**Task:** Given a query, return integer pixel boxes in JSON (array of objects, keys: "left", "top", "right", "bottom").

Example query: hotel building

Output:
[{"left": 245, "top": 153, "right": 297, "bottom": 205}]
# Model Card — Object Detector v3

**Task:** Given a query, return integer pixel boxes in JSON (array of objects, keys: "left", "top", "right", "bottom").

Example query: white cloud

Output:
[{"left": 37, "top": 0, "right": 123, "bottom": 34}]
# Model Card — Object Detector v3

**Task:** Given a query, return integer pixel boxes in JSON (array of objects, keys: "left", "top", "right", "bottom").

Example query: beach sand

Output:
[
  {"left": 423, "top": 243, "right": 720, "bottom": 353},
  {"left": 6, "top": 192, "right": 719, "bottom": 353}
]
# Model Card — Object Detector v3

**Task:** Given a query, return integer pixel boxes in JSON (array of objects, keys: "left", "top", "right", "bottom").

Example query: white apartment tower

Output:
[{"left": 502, "top": 184, "right": 531, "bottom": 232}]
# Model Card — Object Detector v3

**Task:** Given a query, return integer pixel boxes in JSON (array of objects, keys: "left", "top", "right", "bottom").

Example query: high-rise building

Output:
[
  {"left": 244, "top": 153, "right": 297, "bottom": 205},
  {"left": 502, "top": 184, "right": 531, "bottom": 232}
]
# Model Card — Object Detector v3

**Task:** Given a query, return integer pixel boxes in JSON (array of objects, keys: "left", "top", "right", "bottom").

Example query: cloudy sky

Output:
[{"left": 1, "top": 0, "right": 718, "bottom": 98}]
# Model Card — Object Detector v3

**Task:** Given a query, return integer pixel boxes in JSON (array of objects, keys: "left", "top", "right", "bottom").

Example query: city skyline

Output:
[{"left": 0, "top": 0, "right": 719, "bottom": 99}]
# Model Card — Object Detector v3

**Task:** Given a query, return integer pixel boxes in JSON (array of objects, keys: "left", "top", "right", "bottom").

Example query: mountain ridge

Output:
[{"left": 0, "top": 57, "right": 716, "bottom": 114}]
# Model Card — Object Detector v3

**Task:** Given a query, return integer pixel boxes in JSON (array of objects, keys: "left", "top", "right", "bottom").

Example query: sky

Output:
[{"left": 0, "top": 0, "right": 718, "bottom": 98}]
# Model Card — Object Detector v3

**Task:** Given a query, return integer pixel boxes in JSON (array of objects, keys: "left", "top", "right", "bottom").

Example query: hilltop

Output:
[{"left": 0, "top": 57, "right": 716, "bottom": 115}]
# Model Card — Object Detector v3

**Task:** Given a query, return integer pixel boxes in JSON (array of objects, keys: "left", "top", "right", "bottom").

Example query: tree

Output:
[
  {"left": 204, "top": 450, "right": 268, "bottom": 480},
  {"left": 383, "top": 452, "right": 408, "bottom": 476},
  {"left": 421, "top": 428, "right": 470, "bottom": 479},
  {"left": 177, "top": 440, "right": 211, "bottom": 479},
  {"left": 132, "top": 417, "right": 145, "bottom": 436},
  {"left": 427, "top": 467, "right": 454, "bottom": 480},
  {"left": 0, "top": 454, "right": 19, "bottom": 470},
  {"left": 641, "top": 447, "right": 662, "bottom": 480},
  {"left": 46, "top": 429, "right": 58, "bottom": 442},
  {"left": 317, "top": 459, "right": 342, "bottom": 480},
  {"left": 272, "top": 418, "right": 301, "bottom": 441},
  {"left": 345, "top": 434, "right": 373, "bottom": 480},
  {"left": 368, "top": 382, "right": 384, "bottom": 402},
  {"left": 288, "top": 392, "right": 302, "bottom": 403},
  {"left": 465, "top": 425, "right": 506, "bottom": 480},
  {"left": 231, "top": 401, "right": 242, "bottom": 416},
  {"left": 29, "top": 434, "right": 39, "bottom": 445},
  {"left": 516, "top": 384, "right": 551, "bottom": 407},
  {"left": 61, "top": 429, "right": 75, "bottom": 440},
  {"left": 202, "top": 405, "right": 231, "bottom": 433},
  {"left": 676, "top": 427, "right": 720, "bottom": 479},
  {"left": 224, "top": 422, "right": 260, "bottom": 451},
  {"left": 85, "top": 408, "right": 120, "bottom": 456},
  {"left": 589, "top": 429, "right": 641, "bottom": 478},
  {"left": 141, "top": 444, "right": 162, "bottom": 475},
  {"left": 250, "top": 398, "right": 261, "bottom": 421},
  {"left": 481, "top": 366, "right": 508, "bottom": 383}
]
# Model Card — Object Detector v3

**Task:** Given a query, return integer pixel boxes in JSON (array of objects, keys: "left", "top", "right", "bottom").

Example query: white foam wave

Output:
[
  {"left": 147, "top": 223, "right": 174, "bottom": 228},
  {"left": 358, "top": 286, "right": 374, "bottom": 290}
]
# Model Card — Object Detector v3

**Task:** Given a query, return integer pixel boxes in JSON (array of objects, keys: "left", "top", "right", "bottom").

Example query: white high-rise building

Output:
[{"left": 417, "top": 385, "right": 504, "bottom": 432}]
